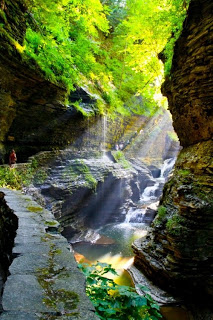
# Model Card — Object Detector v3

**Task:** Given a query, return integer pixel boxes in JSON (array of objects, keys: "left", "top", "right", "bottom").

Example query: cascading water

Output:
[
  {"left": 160, "top": 157, "right": 176, "bottom": 178},
  {"left": 72, "top": 157, "right": 176, "bottom": 273},
  {"left": 124, "top": 157, "right": 176, "bottom": 224},
  {"left": 102, "top": 115, "right": 108, "bottom": 159},
  {"left": 142, "top": 158, "right": 176, "bottom": 200}
]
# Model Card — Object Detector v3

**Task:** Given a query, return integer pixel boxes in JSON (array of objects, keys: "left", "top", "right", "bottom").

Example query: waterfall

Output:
[
  {"left": 125, "top": 158, "right": 176, "bottom": 223},
  {"left": 87, "top": 117, "right": 91, "bottom": 148},
  {"left": 103, "top": 115, "right": 107, "bottom": 149},
  {"left": 125, "top": 207, "right": 146, "bottom": 223},
  {"left": 140, "top": 183, "right": 160, "bottom": 203},
  {"left": 160, "top": 157, "right": 176, "bottom": 178},
  {"left": 102, "top": 115, "right": 110, "bottom": 161}
]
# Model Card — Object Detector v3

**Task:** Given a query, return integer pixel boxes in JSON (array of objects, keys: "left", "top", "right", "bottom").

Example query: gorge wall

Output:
[
  {"left": 133, "top": 0, "right": 213, "bottom": 300},
  {"left": 0, "top": 192, "right": 18, "bottom": 311},
  {"left": 0, "top": 0, "right": 179, "bottom": 243},
  {"left": 0, "top": 0, "right": 150, "bottom": 164}
]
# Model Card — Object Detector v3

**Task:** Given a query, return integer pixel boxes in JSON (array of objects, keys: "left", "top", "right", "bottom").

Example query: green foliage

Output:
[
  {"left": 112, "top": 151, "right": 132, "bottom": 170},
  {"left": 163, "top": 0, "right": 191, "bottom": 75},
  {"left": 0, "top": 160, "right": 48, "bottom": 190},
  {"left": 79, "top": 262, "right": 162, "bottom": 320},
  {"left": 0, "top": 166, "right": 23, "bottom": 189},
  {"left": 24, "top": 0, "right": 109, "bottom": 92},
  {"left": 22, "top": 0, "right": 189, "bottom": 117}
]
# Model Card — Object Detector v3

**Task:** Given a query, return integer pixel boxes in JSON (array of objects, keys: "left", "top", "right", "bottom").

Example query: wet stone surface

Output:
[{"left": 0, "top": 188, "right": 99, "bottom": 320}]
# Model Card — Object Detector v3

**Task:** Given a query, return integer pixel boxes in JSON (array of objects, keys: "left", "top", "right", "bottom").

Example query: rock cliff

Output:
[
  {"left": 0, "top": 193, "right": 18, "bottom": 310},
  {"left": 133, "top": 0, "right": 213, "bottom": 300},
  {"left": 24, "top": 148, "right": 155, "bottom": 240},
  {"left": 0, "top": 1, "right": 147, "bottom": 164}
]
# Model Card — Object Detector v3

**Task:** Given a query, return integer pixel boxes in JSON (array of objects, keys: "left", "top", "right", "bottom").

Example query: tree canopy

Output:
[{"left": 22, "top": 0, "right": 189, "bottom": 116}]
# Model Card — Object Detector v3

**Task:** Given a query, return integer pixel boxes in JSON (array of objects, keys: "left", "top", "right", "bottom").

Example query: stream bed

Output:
[{"left": 63, "top": 158, "right": 192, "bottom": 319}]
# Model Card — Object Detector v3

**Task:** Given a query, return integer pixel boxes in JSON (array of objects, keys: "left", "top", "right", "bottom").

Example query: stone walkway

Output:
[{"left": 0, "top": 188, "right": 99, "bottom": 320}]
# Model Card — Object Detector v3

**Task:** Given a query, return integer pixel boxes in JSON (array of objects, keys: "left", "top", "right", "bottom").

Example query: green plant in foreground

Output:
[
  {"left": 0, "top": 159, "right": 48, "bottom": 190},
  {"left": 79, "top": 262, "right": 162, "bottom": 320},
  {"left": 0, "top": 166, "right": 23, "bottom": 189}
]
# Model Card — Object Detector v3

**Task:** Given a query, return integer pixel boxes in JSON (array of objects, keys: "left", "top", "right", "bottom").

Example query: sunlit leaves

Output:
[
  {"left": 23, "top": 0, "right": 189, "bottom": 116},
  {"left": 110, "top": 0, "right": 189, "bottom": 107},
  {"left": 79, "top": 262, "right": 162, "bottom": 320},
  {"left": 24, "top": 0, "right": 109, "bottom": 90}
]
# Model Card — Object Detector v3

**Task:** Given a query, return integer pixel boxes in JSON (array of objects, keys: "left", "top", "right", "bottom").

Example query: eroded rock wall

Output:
[
  {"left": 0, "top": 192, "right": 18, "bottom": 309},
  {"left": 0, "top": 0, "right": 72, "bottom": 161},
  {"left": 133, "top": 0, "right": 213, "bottom": 300},
  {"left": 0, "top": 0, "right": 150, "bottom": 164}
]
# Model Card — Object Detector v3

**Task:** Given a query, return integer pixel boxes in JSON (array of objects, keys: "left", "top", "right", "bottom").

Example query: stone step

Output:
[{"left": 0, "top": 188, "right": 99, "bottom": 320}]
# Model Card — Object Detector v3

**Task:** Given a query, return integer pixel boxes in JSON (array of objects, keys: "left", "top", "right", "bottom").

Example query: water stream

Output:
[
  {"left": 71, "top": 157, "right": 194, "bottom": 319},
  {"left": 72, "top": 158, "right": 175, "bottom": 273}
]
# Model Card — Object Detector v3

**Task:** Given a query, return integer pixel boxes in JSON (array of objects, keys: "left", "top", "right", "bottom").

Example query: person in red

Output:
[{"left": 9, "top": 149, "right": 17, "bottom": 168}]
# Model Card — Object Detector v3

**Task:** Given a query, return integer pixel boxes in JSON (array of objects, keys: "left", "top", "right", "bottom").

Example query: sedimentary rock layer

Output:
[{"left": 133, "top": 0, "right": 213, "bottom": 300}]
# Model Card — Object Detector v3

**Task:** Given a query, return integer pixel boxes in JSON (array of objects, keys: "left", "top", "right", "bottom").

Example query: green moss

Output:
[
  {"left": 27, "top": 206, "right": 43, "bottom": 212},
  {"left": 45, "top": 220, "right": 58, "bottom": 226},
  {"left": 37, "top": 243, "right": 79, "bottom": 317},
  {"left": 111, "top": 151, "right": 132, "bottom": 170},
  {"left": 70, "top": 100, "right": 96, "bottom": 117},
  {"left": 158, "top": 205, "right": 167, "bottom": 217},
  {"left": 64, "top": 159, "right": 97, "bottom": 190},
  {"left": 178, "top": 169, "right": 191, "bottom": 176},
  {"left": 0, "top": 9, "right": 7, "bottom": 23},
  {"left": 167, "top": 131, "right": 179, "bottom": 142},
  {"left": 152, "top": 206, "right": 167, "bottom": 227},
  {"left": 166, "top": 214, "right": 186, "bottom": 236}
]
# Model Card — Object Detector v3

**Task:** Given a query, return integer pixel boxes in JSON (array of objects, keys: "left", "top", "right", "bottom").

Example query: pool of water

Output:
[
  {"left": 72, "top": 221, "right": 148, "bottom": 289},
  {"left": 72, "top": 222, "right": 193, "bottom": 320},
  {"left": 73, "top": 222, "right": 148, "bottom": 257}
]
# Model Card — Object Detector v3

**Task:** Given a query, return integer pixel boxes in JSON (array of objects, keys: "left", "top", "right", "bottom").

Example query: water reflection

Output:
[{"left": 72, "top": 221, "right": 148, "bottom": 286}]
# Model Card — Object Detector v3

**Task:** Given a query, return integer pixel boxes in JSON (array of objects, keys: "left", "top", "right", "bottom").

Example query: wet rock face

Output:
[
  {"left": 0, "top": 192, "right": 18, "bottom": 309},
  {"left": 26, "top": 149, "right": 160, "bottom": 237},
  {"left": 133, "top": 141, "right": 213, "bottom": 299},
  {"left": 162, "top": 0, "right": 213, "bottom": 147},
  {"left": 0, "top": 1, "right": 151, "bottom": 165},
  {"left": 0, "top": 0, "right": 73, "bottom": 162},
  {"left": 134, "top": 0, "right": 213, "bottom": 300},
  {"left": 27, "top": 150, "right": 138, "bottom": 230}
]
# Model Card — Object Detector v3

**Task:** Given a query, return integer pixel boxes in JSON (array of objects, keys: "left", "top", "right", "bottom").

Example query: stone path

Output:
[{"left": 0, "top": 188, "right": 99, "bottom": 320}]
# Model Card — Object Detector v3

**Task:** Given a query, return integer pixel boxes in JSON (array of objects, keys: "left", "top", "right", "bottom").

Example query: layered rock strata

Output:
[
  {"left": 25, "top": 149, "right": 157, "bottom": 238},
  {"left": 133, "top": 0, "right": 213, "bottom": 300}
]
